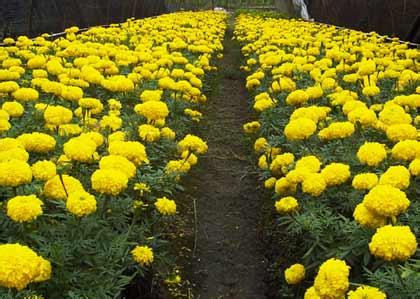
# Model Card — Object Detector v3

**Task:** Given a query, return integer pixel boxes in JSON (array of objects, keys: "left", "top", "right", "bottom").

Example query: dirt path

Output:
[{"left": 183, "top": 17, "right": 267, "bottom": 299}]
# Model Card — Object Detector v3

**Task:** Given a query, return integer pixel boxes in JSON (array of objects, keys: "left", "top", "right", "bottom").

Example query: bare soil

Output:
[{"left": 180, "top": 18, "right": 267, "bottom": 299}]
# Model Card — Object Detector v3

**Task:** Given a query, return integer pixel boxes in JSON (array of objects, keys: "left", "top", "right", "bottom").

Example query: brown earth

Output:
[{"left": 179, "top": 17, "right": 268, "bottom": 299}]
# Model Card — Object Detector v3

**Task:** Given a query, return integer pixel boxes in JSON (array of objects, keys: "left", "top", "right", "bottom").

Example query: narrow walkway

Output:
[{"left": 186, "top": 18, "right": 266, "bottom": 298}]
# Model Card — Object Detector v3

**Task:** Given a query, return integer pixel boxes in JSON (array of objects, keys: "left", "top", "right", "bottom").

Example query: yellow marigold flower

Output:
[
  {"left": 108, "top": 99, "right": 122, "bottom": 110},
  {"left": 264, "top": 177, "right": 277, "bottom": 189},
  {"left": 165, "top": 160, "right": 191, "bottom": 174},
  {"left": 63, "top": 137, "right": 97, "bottom": 163},
  {"left": 131, "top": 245, "right": 154, "bottom": 266},
  {"left": 43, "top": 105, "right": 73, "bottom": 126},
  {"left": 379, "top": 166, "right": 410, "bottom": 190},
  {"left": 352, "top": 173, "right": 378, "bottom": 190},
  {"left": 78, "top": 98, "right": 103, "bottom": 114},
  {"left": 318, "top": 121, "right": 355, "bottom": 140},
  {"left": 43, "top": 175, "right": 84, "bottom": 200},
  {"left": 358, "top": 60, "right": 376, "bottom": 76},
  {"left": 391, "top": 140, "right": 420, "bottom": 161},
  {"left": 91, "top": 169, "right": 128, "bottom": 196},
  {"left": 58, "top": 124, "right": 82, "bottom": 136},
  {"left": 353, "top": 203, "right": 386, "bottom": 229},
  {"left": 295, "top": 155, "right": 321, "bottom": 173},
  {"left": 347, "top": 285, "right": 386, "bottom": 299},
  {"left": 140, "top": 90, "right": 162, "bottom": 102},
  {"left": 304, "top": 286, "right": 321, "bottom": 299},
  {"left": 161, "top": 127, "right": 176, "bottom": 140},
  {"left": 0, "top": 109, "right": 10, "bottom": 120},
  {"left": 386, "top": 124, "right": 417, "bottom": 142},
  {"left": 0, "top": 243, "right": 51, "bottom": 290},
  {"left": 60, "top": 86, "right": 83, "bottom": 102},
  {"left": 254, "top": 98, "right": 276, "bottom": 112},
  {"left": 258, "top": 155, "right": 269, "bottom": 170},
  {"left": 369, "top": 225, "right": 417, "bottom": 261},
  {"left": 370, "top": 104, "right": 383, "bottom": 112},
  {"left": 357, "top": 142, "right": 387, "bottom": 167},
  {"left": 134, "top": 182, "right": 151, "bottom": 195},
  {"left": 17, "top": 132, "right": 56, "bottom": 153},
  {"left": 275, "top": 177, "right": 297, "bottom": 195},
  {"left": 290, "top": 106, "right": 330, "bottom": 123},
  {"left": 134, "top": 101, "right": 169, "bottom": 121},
  {"left": 254, "top": 137, "right": 268, "bottom": 153},
  {"left": 286, "top": 168, "right": 310, "bottom": 184},
  {"left": 246, "top": 78, "right": 261, "bottom": 89},
  {"left": 31, "top": 160, "right": 56, "bottom": 181},
  {"left": 314, "top": 258, "right": 350, "bottom": 299},
  {"left": 138, "top": 124, "right": 161, "bottom": 142},
  {"left": 270, "top": 153, "right": 295, "bottom": 174},
  {"left": 0, "top": 119, "right": 11, "bottom": 132},
  {"left": 0, "top": 147, "right": 28, "bottom": 162},
  {"left": 66, "top": 191, "right": 97, "bottom": 217},
  {"left": 306, "top": 85, "right": 323, "bottom": 99},
  {"left": 101, "top": 76, "right": 134, "bottom": 92},
  {"left": 243, "top": 121, "right": 261, "bottom": 134},
  {"left": 158, "top": 77, "right": 176, "bottom": 90},
  {"left": 12, "top": 88, "right": 39, "bottom": 101},
  {"left": 99, "top": 155, "right": 136, "bottom": 179},
  {"left": 108, "top": 131, "right": 125, "bottom": 143},
  {"left": 284, "top": 118, "right": 317, "bottom": 140},
  {"left": 347, "top": 107, "right": 377, "bottom": 127},
  {"left": 0, "top": 159, "right": 32, "bottom": 187},
  {"left": 321, "top": 163, "right": 350, "bottom": 186},
  {"left": 0, "top": 81, "right": 19, "bottom": 93},
  {"left": 362, "top": 184, "right": 410, "bottom": 217},
  {"left": 100, "top": 115, "right": 122, "bottom": 131},
  {"left": 286, "top": 89, "right": 309, "bottom": 105},
  {"left": 178, "top": 134, "right": 208, "bottom": 155},
  {"left": 362, "top": 85, "right": 380, "bottom": 97},
  {"left": 181, "top": 150, "right": 198, "bottom": 166},
  {"left": 32, "top": 69, "right": 48, "bottom": 78},
  {"left": 275, "top": 196, "right": 299, "bottom": 214},
  {"left": 284, "top": 263, "right": 305, "bottom": 285},
  {"left": 81, "top": 133, "right": 104, "bottom": 148},
  {"left": 27, "top": 55, "right": 46, "bottom": 69},
  {"left": 321, "top": 77, "right": 336, "bottom": 90},
  {"left": 7, "top": 195, "right": 43, "bottom": 223},
  {"left": 155, "top": 197, "right": 177, "bottom": 215},
  {"left": 184, "top": 108, "right": 202, "bottom": 122},
  {"left": 409, "top": 159, "right": 420, "bottom": 176},
  {"left": 33, "top": 259, "right": 51, "bottom": 282},
  {"left": 0, "top": 137, "right": 22, "bottom": 151},
  {"left": 2, "top": 101, "right": 24, "bottom": 117},
  {"left": 302, "top": 173, "right": 326, "bottom": 197},
  {"left": 379, "top": 103, "right": 411, "bottom": 125},
  {"left": 108, "top": 141, "right": 149, "bottom": 166}
]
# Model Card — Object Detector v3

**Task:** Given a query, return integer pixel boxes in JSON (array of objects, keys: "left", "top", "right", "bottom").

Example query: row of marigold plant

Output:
[
  {"left": 0, "top": 11, "right": 227, "bottom": 298},
  {"left": 235, "top": 13, "right": 419, "bottom": 298}
]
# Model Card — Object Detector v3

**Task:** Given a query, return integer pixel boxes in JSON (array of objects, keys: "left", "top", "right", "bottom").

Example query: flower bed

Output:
[
  {"left": 0, "top": 11, "right": 227, "bottom": 298},
  {"left": 236, "top": 13, "right": 419, "bottom": 298}
]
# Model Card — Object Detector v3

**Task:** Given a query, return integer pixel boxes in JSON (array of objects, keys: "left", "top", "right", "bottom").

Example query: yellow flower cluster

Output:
[
  {"left": 131, "top": 245, "right": 154, "bottom": 266},
  {"left": 284, "top": 263, "right": 305, "bottom": 285},
  {"left": 66, "top": 191, "right": 97, "bottom": 217},
  {"left": 7, "top": 195, "right": 43, "bottom": 223},
  {"left": 369, "top": 225, "right": 417, "bottom": 261},
  {"left": 312, "top": 258, "right": 350, "bottom": 299},
  {"left": 236, "top": 12, "right": 417, "bottom": 296},
  {"left": 0, "top": 244, "right": 51, "bottom": 290},
  {"left": 155, "top": 197, "right": 177, "bottom": 215},
  {"left": 0, "top": 11, "right": 227, "bottom": 294},
  {"left": 347, "top": 286, "right": 386, "bottom": 299}
]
